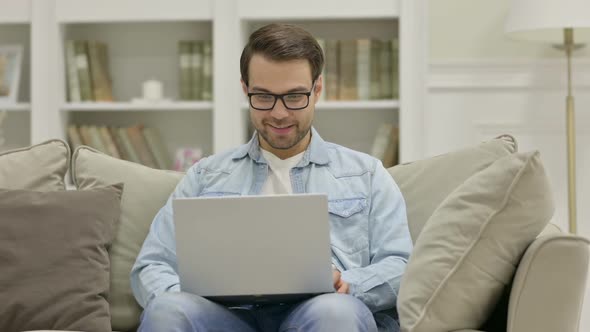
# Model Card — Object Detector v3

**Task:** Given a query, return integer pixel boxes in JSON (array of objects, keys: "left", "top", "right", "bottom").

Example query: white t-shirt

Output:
[{"left": 260, "top": 149, "right": 305, "bottom": 195}]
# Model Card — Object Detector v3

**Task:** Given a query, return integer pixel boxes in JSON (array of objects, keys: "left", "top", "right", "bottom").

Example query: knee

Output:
[
  {"left": 140, "top": 292, "right": 216, "bottom": 331},
  {"left": 307, "top": 293, "right": 372, "bottom": 321}
]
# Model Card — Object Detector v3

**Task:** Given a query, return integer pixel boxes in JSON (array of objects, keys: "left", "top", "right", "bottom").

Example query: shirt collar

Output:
[{"left": 231, "top": 127, "right": 330, "bottom": 166}]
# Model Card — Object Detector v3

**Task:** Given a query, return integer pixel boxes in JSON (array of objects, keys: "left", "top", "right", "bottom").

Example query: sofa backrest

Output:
[{"left": 0, "top": 139, "right": 70, "bottom": 191}]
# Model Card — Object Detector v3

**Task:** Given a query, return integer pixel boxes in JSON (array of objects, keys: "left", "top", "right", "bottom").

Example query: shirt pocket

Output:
[{"left": 328, "top": 198, "right": 369, "bottom": 255}]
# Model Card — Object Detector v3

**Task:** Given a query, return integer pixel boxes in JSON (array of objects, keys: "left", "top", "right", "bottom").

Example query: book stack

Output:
[
  {"left": 67, "top": 124, "right": 173, "bottom": 170},
  {"left": 370, "top": 123, "right": 399, "bottom": 168},
  {"left": 65, "top": 40, "right": 114, "bottom": 102},
  {"left": 178, "top": 40, "right": 213, "bottom": 101},
  {"left": 316, "top": 38, "right": 399, "bottom": 101}
]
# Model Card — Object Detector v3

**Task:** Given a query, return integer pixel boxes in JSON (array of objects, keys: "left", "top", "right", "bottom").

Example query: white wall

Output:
[
  {"left": 430, "top": 0, "right": 590, "bottom": 60},
  {"left": 428, "top": 1, "right": 590, "bottom": 331}
]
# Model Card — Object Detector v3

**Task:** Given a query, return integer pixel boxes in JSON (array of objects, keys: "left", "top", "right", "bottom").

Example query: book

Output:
[
  {"left": 201, "top": 40, "right": 213, "bottom": 100},
  {"left": 369, "top": 40, "right": 382, "bottom": 100},
  {"left": 324, "top": 40, "right": 340, "bottom": 100},
  {"left": 370, "top": 123, "right": 399, "bottom": 167},
  {"left": 98, "top": 126, "right": 121, "bottom": 159},
  {"left": 391, "top": 38, "right": 400, "bottom": 100},
  {"left": 77, "top": 125, "right": 93, "bottom": 147},
  {"left": 190, "top": 40, "right": 203, "bottom": 100},
  {"left": 380, "top": 39, "right": 393, "bottom": 100},
  {"left": 65, "top": 40, "right": 81, "bottom": 102},
  {"left": 143, "top": 127, "right": 172, "bottom": 169},
  {"left": 108, "top": 126, "right": 129, "bottom": 161},
  {"left": 316, "top": 38, "right": 327, "bottom": 101},
  {"left": 356, "top": 39, "right": 371, "bottom": 101},
  {"left": 178, "top": 41, "right": 192, "bottom": 101},
  {"left": 382, "top": 126, "right": 399, "bottom": 168},
  {"left": 98, "top": 42, "right": 114, "bottom": 101},
  {"left": 117, "top": 127, "right": 141, "bottom": 164},
  {"left": 74, "top": 40, "right": 94, "bottom": 102},
  {"left": 88, "top": 40, "right": 113, "bottom": 102},
  {"left": 67, "top": 125, "right": 83, "bottom": 150},
  {"left": 87, "top": 125, "right": 108, "bottom": 153},
  {"left": 338, "top": 40, "right": 358, "bottom": 100},
  {"left": 127, "top": 125, "right": 157, "bottom": 168}
]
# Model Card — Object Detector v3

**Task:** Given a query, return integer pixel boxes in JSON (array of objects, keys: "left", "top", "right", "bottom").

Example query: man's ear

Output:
[
  {"left": 314, "top": 75, "right": 323, "bottom": 101},
  {"left": 240, "top": 78, "right": 248, "bottom": 95}
]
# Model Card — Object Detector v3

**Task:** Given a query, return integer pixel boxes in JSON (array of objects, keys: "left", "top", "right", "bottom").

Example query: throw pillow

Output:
[
  {"left": 71, "top": 146, "right": 184, "bottom": 331},
  {"left": 397, "top": 151, "right": 554, "bottom": 332},
  {"left": 0, "top": 139, "right": 70, "bottom": 191},
  {"left": 0, "top": 185, "right": 123, "bottom": 332},
  {"left": 388, "top": 135, "right": 517, "bottom": 243}
]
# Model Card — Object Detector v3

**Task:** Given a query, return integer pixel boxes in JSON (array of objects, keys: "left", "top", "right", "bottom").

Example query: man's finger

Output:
[
  {"left": 332, "top": 269, "right": 341, "bottom": 287},
  {"left": 337, "top": 282, "right": 350, "bottom": 294}
]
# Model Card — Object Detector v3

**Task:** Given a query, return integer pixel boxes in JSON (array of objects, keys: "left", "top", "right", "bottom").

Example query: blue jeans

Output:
[{"left": 138, "top": 292, "right": 394, "bottom": 332}]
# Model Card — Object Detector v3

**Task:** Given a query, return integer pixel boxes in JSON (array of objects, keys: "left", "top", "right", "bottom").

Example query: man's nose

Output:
[{"left": 269, "top": 99, "right": 289, "bottom": 119}]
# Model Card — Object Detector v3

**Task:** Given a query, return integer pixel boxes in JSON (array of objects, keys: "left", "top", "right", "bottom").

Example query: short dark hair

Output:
[{"left": 240, "top": 23, "right": 324, "bottom": 86}]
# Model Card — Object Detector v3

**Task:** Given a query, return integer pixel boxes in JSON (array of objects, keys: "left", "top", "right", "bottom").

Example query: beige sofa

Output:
[{"left": 0, "top": 135, "right": 588, "bottom": 332}]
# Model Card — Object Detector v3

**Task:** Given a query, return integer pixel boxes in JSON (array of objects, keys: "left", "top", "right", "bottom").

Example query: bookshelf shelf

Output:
[
  {"left": 0, "top": 103, "right": 31, "bottom": 112},
  {"left": 61, "top": 101, "right": 213, "bottom": 112},
  {"left": 55, "top": 0, "right": 213, "bottom": 23},
  {"left": 238, "top": 0, "right": 399, "bottom": 20}
]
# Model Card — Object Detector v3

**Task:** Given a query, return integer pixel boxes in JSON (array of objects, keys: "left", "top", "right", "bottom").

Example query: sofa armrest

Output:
[{"left": 507, "top": 234, "right": 590, "bottom": 332}]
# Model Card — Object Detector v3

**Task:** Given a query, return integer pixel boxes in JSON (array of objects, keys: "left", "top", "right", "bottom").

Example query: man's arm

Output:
[
  {"left": 340, "top": 162, "right": 413, "bottom": 312},
  {"left": 130, "top": 166, "right": 201, "bottom": 308}
]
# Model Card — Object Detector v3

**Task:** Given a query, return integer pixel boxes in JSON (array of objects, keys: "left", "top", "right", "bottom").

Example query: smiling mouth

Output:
[{"left": 267, "top": 124, "right": 294, "bottom": 134}]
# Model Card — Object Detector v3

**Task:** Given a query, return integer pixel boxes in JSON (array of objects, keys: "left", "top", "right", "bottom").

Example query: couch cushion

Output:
[
  {"left": 397, "top": 151, "right": 554, "bottom": 332},
  {"left": 71, "top": 146, "right": 184, "bottom": 331},
  {"left": 0, "top": 185, "right": 122, "bottom": 332},
  {"left": 0, "top": 139, "right": 69, "bottom": 191},
  {"left": 388, "top": 135, "right": 517, "bottom": 243}
]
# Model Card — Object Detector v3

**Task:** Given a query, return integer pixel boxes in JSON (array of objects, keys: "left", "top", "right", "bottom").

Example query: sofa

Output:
[{"left": 0, "top": 135, "right": 588, "bottom": 332}]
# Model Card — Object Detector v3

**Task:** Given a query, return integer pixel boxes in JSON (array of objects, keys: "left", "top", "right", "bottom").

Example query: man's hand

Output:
[{"left": 332, "top": 268, "right": 350, "bottom": 294}]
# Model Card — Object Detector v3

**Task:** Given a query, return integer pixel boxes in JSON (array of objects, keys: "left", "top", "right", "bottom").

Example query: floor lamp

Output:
[{"left": 505, "top": 0, "right": 590, "bottom": 234}]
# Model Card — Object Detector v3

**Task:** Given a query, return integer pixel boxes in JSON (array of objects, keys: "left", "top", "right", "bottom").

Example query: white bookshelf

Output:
[
  {"left": 0, "top": 0, "right": 32, "bottom": 151},
  {"left": 237, "top": 0, "right": 399, "bottom": 20},
  {"left": 0, "top": 0, "right": 30, "bottom": 24},
  {"left": 14, "top": 0, "right": 426, "bottom": 166},
  {"left": 0, "top": 103, "right": 30, "bottom": 112},
  {"left": 54, "top": 0, "right": 212, "bottom": 23}
]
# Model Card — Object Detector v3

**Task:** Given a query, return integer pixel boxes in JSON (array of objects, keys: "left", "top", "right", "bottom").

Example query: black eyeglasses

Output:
[{"left": 247, "top": 83, "right": 315, "bottom": 111}]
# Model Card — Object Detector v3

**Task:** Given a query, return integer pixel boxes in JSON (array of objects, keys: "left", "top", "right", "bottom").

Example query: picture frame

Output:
[{"left": 0, "top": 44, "right": 23, "bottom": 104}]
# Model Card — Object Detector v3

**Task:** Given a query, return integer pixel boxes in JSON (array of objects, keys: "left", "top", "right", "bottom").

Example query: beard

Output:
[{"left": 257, "top": 122, "right": 311, "bottom": 150}]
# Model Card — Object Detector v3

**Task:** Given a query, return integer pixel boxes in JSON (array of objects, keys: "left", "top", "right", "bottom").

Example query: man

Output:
[{"left": 131, "top": 23, "right": 412, "bottom": 332}]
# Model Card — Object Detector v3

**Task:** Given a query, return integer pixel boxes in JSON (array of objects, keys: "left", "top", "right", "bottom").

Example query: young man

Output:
[{"left": 131, "top": 23, "right": 412, "bottom": 332}]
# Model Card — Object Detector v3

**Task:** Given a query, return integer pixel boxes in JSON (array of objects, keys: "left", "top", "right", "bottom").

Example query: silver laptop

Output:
[{"left": 173, "top": 194, "right": 334, "bottom": 305}]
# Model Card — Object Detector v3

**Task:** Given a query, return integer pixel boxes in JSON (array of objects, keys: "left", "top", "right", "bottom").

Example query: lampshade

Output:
[{"left": 505, "top": 0, "right": 590, "bottom": 43}]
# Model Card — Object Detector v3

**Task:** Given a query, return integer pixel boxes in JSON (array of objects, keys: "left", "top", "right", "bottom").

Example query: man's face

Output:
[{"left": 242, "top": 54, "right": 322, "bottom": 159}]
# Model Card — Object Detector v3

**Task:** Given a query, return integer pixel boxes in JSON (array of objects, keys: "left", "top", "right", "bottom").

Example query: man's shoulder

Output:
[
  {"left": 323, "top": 141, "right": 380, "bottom": 175},
  {"left": 190, "top": 145, "right": 247, "bottom": 174}
]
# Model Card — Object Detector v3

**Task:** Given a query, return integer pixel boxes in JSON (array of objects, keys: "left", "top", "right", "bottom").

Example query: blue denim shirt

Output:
[{"left": 130, "top": 128, "right": 412, "bottom": 314}]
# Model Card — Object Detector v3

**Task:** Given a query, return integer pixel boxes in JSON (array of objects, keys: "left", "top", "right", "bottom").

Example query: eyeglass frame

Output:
[{"left": 247, "top": 81, "right": 317, "bottom": 111}]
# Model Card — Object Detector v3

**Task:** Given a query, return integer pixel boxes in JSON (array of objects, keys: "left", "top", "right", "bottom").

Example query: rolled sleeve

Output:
[
  {"left": 130, "top": 165, "right": 201, "bottom": 308},
  {"left": 341, "top": 162, "right": 413, "bottom": 312}
]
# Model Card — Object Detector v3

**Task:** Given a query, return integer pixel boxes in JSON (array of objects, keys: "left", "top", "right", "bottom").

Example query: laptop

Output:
[{"left": 173, "top": 194, "right": 334, "bottom": 305}]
